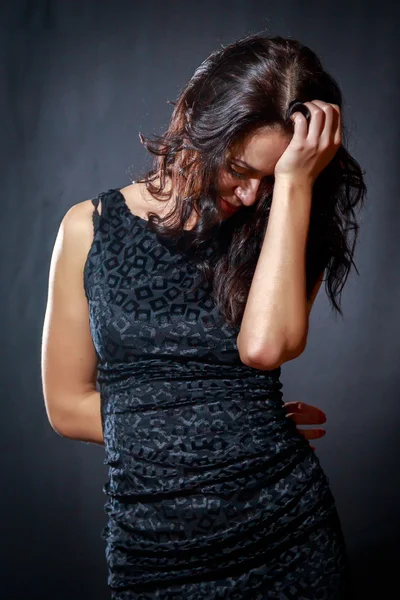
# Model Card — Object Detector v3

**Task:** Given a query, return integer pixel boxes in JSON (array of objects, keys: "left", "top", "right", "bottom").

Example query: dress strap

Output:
[
  {"left": 90, "top": 195, "right": 101, "bottom": 233},
  {"left": 90, "top": 186, "right": 132, "bottom": 235}
]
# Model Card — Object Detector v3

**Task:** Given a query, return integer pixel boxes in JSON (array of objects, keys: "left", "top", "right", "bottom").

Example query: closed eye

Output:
[
  {"left": 228, "top": 165, "right": 246, "bottom": 179},
  {"left": 228, "top": 164, "right": 275, "bottom": 186}
]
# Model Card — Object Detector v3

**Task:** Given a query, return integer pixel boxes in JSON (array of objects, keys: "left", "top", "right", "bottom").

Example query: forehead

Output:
[{"left": 227, "top": 127, "right": 291, "bottom": 172}]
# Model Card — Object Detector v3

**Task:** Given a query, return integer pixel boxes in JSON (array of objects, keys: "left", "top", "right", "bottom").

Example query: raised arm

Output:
[
  {"left": 237, "top": 177, "right": 314, "bottom": 370},
  {"left": 237, "top": 100, "right": 341, "bottom": 370}
]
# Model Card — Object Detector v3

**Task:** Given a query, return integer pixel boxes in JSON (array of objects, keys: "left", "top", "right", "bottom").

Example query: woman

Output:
[{"left": 41, "top": 33, "right": 366, "bottom": 598}]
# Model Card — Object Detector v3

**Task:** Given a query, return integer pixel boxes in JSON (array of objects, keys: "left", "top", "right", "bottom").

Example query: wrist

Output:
[
  {"left": 274, "top": 174, "right": 314, "bottom": 189},
  {"left": 272, "top": 176, "right": 313, "bottom": 210}
]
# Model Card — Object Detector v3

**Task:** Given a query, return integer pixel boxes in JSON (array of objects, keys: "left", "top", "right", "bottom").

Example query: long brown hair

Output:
[{"left": 134, "top": 32, "right": 367, "bottom": 328}]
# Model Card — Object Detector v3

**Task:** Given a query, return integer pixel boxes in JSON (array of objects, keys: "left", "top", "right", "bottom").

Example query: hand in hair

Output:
[{"left": 275, "top": 100, "right": 342, "bottom": 185}]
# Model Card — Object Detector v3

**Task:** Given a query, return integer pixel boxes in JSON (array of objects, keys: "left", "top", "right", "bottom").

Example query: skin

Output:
[
  {"left": 127, "top": 127, "right": 291, "bottom": 224},
  {"left": 131, "top": 99, "right": 340, "bottom": 221},
  {"left": 216, "top": 128, "right": 328, "bottom": 449},
  {"left": 216, "top": 127, "right": 291, "bottom": 214},
  {"left": 121, "top": 119, "right": 331, "bottom": 449}
]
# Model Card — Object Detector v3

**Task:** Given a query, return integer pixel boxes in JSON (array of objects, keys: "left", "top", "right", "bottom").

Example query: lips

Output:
[{"left": 219, "top": 197, "right": 240, "bottom": 215}]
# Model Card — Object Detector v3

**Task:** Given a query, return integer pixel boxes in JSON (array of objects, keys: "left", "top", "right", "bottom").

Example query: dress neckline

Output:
[
  {"left": 115, "top": 186, "right": 151, "bottom": 225},
  {"left": 115, "top": 186, "right": 194, "bottom": 235}
]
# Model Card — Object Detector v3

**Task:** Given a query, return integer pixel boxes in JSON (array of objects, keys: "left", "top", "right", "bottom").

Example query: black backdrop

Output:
[{"left": 1, "top": 1, "right": 399, "bottom": 598}]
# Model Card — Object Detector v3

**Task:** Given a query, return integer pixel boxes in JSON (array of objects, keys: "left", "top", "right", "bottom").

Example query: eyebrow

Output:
[{"left": 230, "top": 158, "right": 275, "bottom": 178}]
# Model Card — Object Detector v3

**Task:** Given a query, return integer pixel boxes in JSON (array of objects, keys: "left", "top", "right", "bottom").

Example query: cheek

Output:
[{"left": 216, "top": 171, "right": 235, "bottom": 194}]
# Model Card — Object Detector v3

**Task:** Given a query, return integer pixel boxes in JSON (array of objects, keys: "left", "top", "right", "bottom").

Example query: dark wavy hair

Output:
[{"left": 133, "top": 32, "right": 367, "bottom": 329}]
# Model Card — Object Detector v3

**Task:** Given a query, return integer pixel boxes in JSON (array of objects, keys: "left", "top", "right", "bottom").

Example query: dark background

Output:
[{"left": 1, "top": 0, "right": 398, "bottom": 598}]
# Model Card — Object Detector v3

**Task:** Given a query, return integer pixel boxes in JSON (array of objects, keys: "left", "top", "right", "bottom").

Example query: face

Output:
[{"left": 216, "top": 127, "right": 291, "bottom": 217}]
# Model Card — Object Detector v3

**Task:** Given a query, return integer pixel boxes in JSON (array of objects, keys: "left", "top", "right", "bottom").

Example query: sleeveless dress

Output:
[{"left": 83, "top": 187, "right": 352, "bottom": 599}]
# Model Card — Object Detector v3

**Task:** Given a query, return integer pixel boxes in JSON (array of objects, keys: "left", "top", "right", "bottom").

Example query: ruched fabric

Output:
[{"left": 83, "top": 187, "right": 352, "bottom": 599}]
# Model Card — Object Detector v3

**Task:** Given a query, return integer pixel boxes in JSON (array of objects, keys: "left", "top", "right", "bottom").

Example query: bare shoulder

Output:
[
  {"left": 46, "top": 195, "right": 100, "bottom": 311},
  {"left": 60, "top": 197, "right": 100, "bottom": 262},
  {"left": 63, "top": 196, "right": 100, "bottom": 230},
  {"left": 48, "top": 196, "right": 100, "bottom": 302}
]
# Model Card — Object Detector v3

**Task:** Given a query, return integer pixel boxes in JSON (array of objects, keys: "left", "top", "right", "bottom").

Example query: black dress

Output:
[{"left": 83, "top": 187, "right": 352, "bottom": 599}]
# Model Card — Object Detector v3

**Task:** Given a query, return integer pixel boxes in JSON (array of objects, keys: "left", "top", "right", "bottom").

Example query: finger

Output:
[
  {"left": 284, "top": 401, "right": 325, "bottom": 415},
  {"left": 311, "top": 100, "right": 341, "bottom": 147},
  {"left": 302, "top": 101, "right": 325, "bottom": 141},
  {"left": 287, "top": 413, "right": 327, "bottom": 425},
  {"left": 290, "top": 111, "right": 308, "bottom": 139},
  {"left": 297, "top": 428, "right": 326, "bottom": 440},
  {"left": 320, "top": 104, "right": 336, "bottom": 145},
  {"left": 333, "top": 104, "right": 342, "bottom": 146},
  {"left": 320, "top": 101, "right": 342, "bottom": 146},
  {"left": 284, "top": 402, "right": 327, "bottom": 423}
]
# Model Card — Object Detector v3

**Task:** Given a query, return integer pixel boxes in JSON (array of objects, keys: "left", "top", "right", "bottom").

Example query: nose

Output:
[{"left": 235, "top": 179, "right": 260, "bottom": 206}]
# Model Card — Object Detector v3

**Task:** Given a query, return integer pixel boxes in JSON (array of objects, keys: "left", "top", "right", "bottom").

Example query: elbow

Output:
[
  {"left": 46, "top": 407, "right": 68, "bottom": 438},
  {"left": 237, "top": 338, "right": 285, "bottom": 370},
  {"left": 46, "top": 412, "right": 66, "bottom": 437},
  {"left": 49, "top": 415, "right": 78, "bottom": 440},
  {"left": 44, "top": 398, "right": 72, "bottom": 439},
  {"left": 238, "top": 336, "right": 307, "bottom": 371},
  {"left": 237, "top": 332, "right": 277, "bottom": 370},
  {"left": 239, "top": 347, "right": 285, "bottom": 371}
]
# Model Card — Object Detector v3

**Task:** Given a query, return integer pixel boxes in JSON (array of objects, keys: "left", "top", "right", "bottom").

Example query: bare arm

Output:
[
  {"left": 62, "top": 389, "right": 104, "bottom": 445},
  {"left": 237, "top": 100, "right": 341, "bottom": 371},
  {"left": 41, "top": 199, "right": 104, "bottom": 445},
  {"left": 237, "top": 176, "right": 314, "bottom": 370}
]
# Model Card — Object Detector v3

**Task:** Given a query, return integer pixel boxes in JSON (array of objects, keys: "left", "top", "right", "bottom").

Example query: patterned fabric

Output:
[{"left": 83, "top": 187, "right": 352, "bottom": 599}]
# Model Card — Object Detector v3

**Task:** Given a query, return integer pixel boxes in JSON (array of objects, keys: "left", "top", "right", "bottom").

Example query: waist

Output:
[
  {"left": 97, "top": 357, "right": 282, "bottom": 387},
  {"left": 98, "top": 357, "right": 283, "bottom": 412}
]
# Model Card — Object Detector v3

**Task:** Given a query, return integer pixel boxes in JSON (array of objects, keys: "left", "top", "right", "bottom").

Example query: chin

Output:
[{"left": 219, "top": 196, "right": 240, "bottom": 217}]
